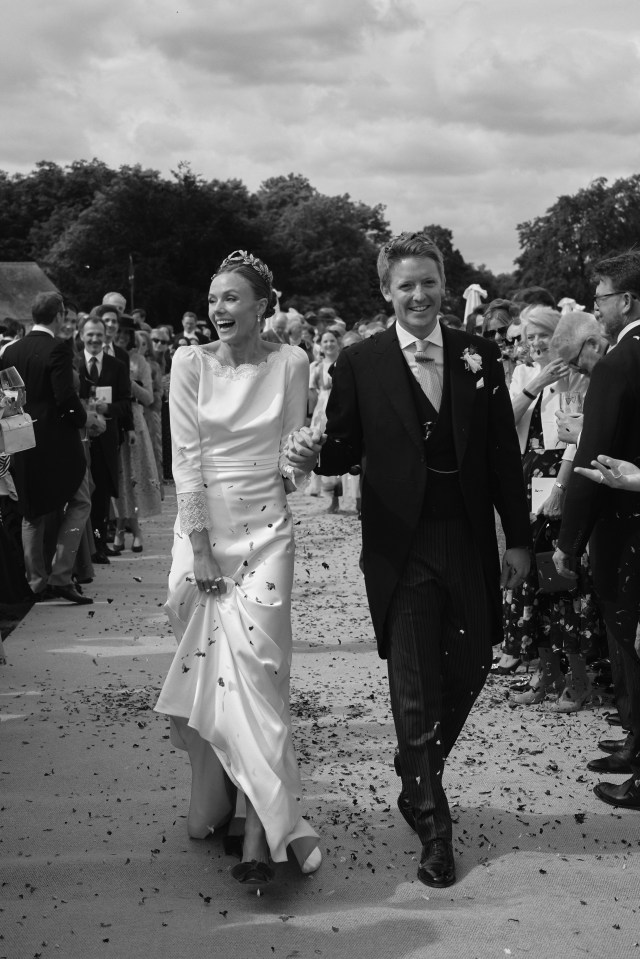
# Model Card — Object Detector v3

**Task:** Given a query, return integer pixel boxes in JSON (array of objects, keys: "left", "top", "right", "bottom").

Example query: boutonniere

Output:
[{"left": 461, "top": 347, "right": 482, "bottom": 374}]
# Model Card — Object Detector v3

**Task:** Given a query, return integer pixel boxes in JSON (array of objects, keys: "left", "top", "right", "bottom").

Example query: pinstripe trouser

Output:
[{"left": 385, "top": 514, "right": 493, "bottom": 844}]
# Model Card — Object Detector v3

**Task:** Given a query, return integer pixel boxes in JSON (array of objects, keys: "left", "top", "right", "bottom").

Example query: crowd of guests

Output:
[{"left": 0, "top": 293, "right": 215, "bottom": 609}]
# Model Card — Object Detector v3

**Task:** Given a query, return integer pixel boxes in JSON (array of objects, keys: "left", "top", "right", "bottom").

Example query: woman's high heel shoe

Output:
[
  {"left": 112, "top": 532, "right": 125, "bottom": 552},
  {"left": 230, "top": 860, "right": 274, "bottom": 885},
  {"left": 132, "top": 536, "right": 143, "bottom": 553}
]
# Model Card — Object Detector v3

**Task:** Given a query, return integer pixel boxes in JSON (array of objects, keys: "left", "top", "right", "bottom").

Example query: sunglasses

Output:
[
  {"left": 151, "top": 338, "right": 169, "bottom": 344},
  {"left": 482, "top": 326, "right": 508, "bottom": 339}
]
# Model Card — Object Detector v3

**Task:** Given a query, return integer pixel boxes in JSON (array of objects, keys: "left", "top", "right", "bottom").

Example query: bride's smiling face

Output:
[{"left": 208, "top": 273, "right": 267, "bottom": 343}]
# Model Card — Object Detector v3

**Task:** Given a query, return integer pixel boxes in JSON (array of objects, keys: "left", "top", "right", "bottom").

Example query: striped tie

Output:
[{"left": 414, "top": 340, "right": 442, "bottom": 412}]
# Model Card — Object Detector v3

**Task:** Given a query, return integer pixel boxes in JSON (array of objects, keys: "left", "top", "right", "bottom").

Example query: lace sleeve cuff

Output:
[{"left": 177, "top": 491, "right": 210, "bottom": 536}]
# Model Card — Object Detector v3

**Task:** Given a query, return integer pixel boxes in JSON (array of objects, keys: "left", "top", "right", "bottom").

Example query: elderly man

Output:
[
  {"left": 0, "top": 293, "right": 92, "bottom": 603},
  {"left": 554, "top": 252, "right": 640, "bottom": 811},
  {"left": 261, "top": 311, "right": 289, "bottom": 344},
  {"left": 102, "top": 291, "right": 126, "bottom": 314},
  {"left": 551, "top": 312, "right": 609, "bottom": 443}
]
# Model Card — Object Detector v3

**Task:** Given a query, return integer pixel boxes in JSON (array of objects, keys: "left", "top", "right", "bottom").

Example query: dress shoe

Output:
[
  {"left": 598, "top": 735, "right": 632, "bottom": 755},
  {"left": 32, "top": 586, "right": 55, "bottom": 602},
  {"left": 103, "top": 545, "right": 121, "bottom": 557},
  {"left": 52, "top": 584, "right": 93, "bottom": 605},
  {"left": 230, "top": 859, "right": 274, "bottom": 885},
  {"left": 593, "top": 774, "right": 640, "bottom": 811},
  {"left": 605, "top": 712, "right": 623, "bottom": 727},
  {"left": 587, "top": 753, "right": 634, "bottom": 775},
  {"left": 397, "top": 790, "right": 417, "bottom": 832},
  {"left": 491, "top": 657, "right": 521, "bottom": 675},
  {"left": 131, "top": 537, "right": 143, "bottom": 553},
  {"left": 91, "top": 552, "right": 110, "bottom": 565},
  {"left": 418, "top": 839, "right": 456, "bottom": 888}
]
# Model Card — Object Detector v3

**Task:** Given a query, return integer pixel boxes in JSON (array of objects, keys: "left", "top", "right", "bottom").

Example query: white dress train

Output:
[{"left": 155, "top": 344, "right": 318, "bottom": 862}]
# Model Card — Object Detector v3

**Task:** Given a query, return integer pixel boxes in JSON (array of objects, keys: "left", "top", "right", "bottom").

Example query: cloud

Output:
[{"left": 0, "top": 0, "right": 639, "bottom": 273}]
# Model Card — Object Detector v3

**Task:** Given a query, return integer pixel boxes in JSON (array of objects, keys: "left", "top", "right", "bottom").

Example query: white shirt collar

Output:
[
  {"left": 31, "top": 324, "right": 55, "bottom": 337},
  {"left": 84, "top": 349, "right": 104, "bottom": 367},
  {"left": 617, "top": 318, "right": 640, "bottom": 343},
  {"left": 396, "top": 318, "right": 443, "bottom": 350}
]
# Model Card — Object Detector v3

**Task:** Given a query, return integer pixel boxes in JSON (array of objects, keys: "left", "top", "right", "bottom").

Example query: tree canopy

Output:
[
  {"left": 0, "top": 160, "right": 498, "bottom": 326},
  {"left": 515, "top": 175, "right": 640, "bottom": 305}
]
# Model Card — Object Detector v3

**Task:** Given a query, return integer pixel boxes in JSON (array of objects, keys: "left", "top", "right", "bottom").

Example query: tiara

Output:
[{"left": 216, "top": 250, "right": 273, "bottom": 286}]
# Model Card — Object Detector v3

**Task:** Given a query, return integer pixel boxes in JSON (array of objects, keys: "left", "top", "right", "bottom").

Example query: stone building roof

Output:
[{"left": 0, "top": 262, "right": 59, "bottom": 323}]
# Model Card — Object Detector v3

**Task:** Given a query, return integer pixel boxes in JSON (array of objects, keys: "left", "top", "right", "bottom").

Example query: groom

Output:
[{"left": 289, "top": 232, "right": 530, "bottom": 887}]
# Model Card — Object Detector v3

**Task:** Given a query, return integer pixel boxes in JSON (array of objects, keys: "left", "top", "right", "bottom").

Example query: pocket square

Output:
[{"left": 475, "top": 377, "right": 484, "bottom": 389}]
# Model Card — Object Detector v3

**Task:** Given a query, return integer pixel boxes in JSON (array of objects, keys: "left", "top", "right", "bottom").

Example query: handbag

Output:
[
  {"left": 533, "top": 520, "right": 576, "bottom": 594},
  {"left": 0, "top": 412, "right": 36, "bottom": 454}
]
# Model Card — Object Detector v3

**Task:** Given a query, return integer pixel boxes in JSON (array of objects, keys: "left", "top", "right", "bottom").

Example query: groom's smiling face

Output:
[{"left": 382, "top": 256, "right": 443, "bottom": 339}]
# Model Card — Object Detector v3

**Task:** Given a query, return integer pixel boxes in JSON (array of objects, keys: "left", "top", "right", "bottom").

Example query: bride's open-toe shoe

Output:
[
  {"left": 289, "top": 836, "right": 322, "bottom": 875},
  {"left": 230, "top": 860, "right": 274, "bottom": 885}
]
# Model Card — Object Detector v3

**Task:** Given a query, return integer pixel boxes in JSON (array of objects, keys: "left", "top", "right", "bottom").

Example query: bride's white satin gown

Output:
[{"left": 155, "top": 344, "right": 318, "bottom": 862}]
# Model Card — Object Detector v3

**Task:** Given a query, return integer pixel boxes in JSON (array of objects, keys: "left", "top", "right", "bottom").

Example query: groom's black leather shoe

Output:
[
  {"left": 598, "top": 737, "right": 630, "bottom": 755},
  {"left": 593, "top": 774, "right": 640, "bottom": 811},
  {"left": 397, "top": 790, "right": 417, "bottom": 832},
  {"left": 417, "top": 839, "right": 456, "bottom": 888},
  {"left": 587, "top": 752, "right": 634, "bottom": 774},
  {"left": 393, "top": 752, "right": 416, "bottom": 831}
]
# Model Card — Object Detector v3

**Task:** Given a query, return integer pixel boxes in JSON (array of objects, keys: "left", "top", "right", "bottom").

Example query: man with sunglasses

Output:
[{"left": 554, "top": 252, "right": 640, "bottom": 811}]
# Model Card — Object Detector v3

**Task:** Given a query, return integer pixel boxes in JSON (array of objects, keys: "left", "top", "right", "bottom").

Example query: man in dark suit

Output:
[
  {"left": 1, "top": 292, "right": 92, "bottom": 603},
  {"left": 90, "top": 305, "right": 131, "bottom": 373},
  {"left": 554, "top": 251, "right": 640, "bottom": 811},
  {"left": 288, "top": 233, "right": 530, "bottom": 887},
  {"left": 77, "top": 316, "right": 132, "bottom": 563}
]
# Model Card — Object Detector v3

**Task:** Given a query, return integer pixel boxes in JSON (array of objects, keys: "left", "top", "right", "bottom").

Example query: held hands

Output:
[
  {"left": 574, "top": 455, "right": 640, "bottom": 492},
  {"left": 286, "top": 426, "right": 326, "bottom": 473},
  {"left": 555, "top": 411, "right": 583, "bottom": 445},
  {"left": 500, "top": 548, "right": 531, "bottom": 589}
]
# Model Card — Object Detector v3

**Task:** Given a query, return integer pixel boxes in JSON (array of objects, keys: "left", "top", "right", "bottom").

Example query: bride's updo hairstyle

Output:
[
  {"left": 377, "top": 231, "right": 445, "bottom": 290},
  {"left": 213, "top": 250, "right": 278, "bottom": 319}
]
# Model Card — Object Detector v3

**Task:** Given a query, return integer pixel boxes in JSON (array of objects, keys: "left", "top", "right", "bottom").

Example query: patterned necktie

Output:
[
  {"left": 413, "top": 340, "right": 442, "bottom": 412},
  {"left": 89, "top": 356, "right": 99, "bottom": 384}
]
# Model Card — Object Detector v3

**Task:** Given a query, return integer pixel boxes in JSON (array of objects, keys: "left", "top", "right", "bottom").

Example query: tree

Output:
[
  {"left": 421, "top": 224, "right": 500, "bottom": 316},
  {"left": 264, "top": 188, "right": 391, "bottom": 320},
  {"left": 515, "top": 175, "right": 640, "bottom": 304}
]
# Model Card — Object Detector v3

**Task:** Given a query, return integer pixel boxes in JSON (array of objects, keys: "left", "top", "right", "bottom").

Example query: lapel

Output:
[
  {"left": 442, "top": 325, "right": 478, "bottom": 465},
  {"left": 370, "top": 326, "right": 425, "bottom": 453}
]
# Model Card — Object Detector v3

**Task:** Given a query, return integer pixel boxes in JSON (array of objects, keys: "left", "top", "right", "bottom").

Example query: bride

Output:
[{"left": 155, "top": 251, "right": 321, "bottom": 886}]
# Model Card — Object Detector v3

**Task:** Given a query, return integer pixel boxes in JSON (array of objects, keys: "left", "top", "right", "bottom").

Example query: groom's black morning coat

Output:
[{"left": 318, "top": 322, "right": 530, "bottom": 655}]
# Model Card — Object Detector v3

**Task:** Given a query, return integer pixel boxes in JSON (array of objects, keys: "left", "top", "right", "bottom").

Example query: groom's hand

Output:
[
  {"left": 500, "top": 547, "right": 530, "bottom": 589},
  {"left": 287, "top": 427, "right": 326, "bottom": 472}
]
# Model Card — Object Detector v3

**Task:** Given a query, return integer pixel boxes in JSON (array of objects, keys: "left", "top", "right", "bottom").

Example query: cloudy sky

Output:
[{"left": 2, "top": 0, "right": 639, "bottom": 273}]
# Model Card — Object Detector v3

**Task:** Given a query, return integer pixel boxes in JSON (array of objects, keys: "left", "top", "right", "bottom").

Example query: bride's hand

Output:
[
  {"left": 189, "top": 532, "right": 227, "bottom": 595},
  {"left": 286, "top": 427, "right": 326, "bottom": 470}
]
